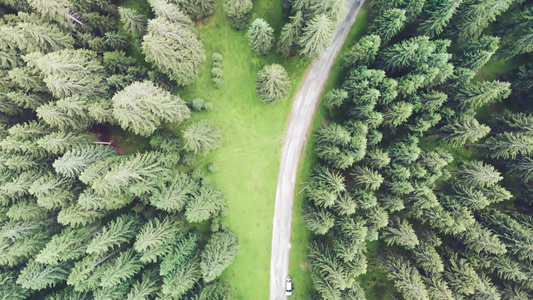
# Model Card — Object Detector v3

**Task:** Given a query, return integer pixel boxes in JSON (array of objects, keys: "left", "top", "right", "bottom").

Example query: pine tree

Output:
[
  {"left": 149, "top": 0, "right": 192, "bottom": 25},
  {"left": 302, "top": 204, "right": 335, "bottom": 234},
  {"left": 36, "top": 226, "right": 95, "bottom": 265},
  {"left": 200, "top": 230, "right": 239, "bottom": 282},
  {"left": 161, "top": 253, "right": 201, "bottom": 298},
  {"left": 456, "top": 161, "right": 502, "bottom": 188},
  {"left": 29, "top": 173, "right": 77, "bottom": 209},
  {"left": 298, "top": 14, "right": 335, "bottom": 60},
  {"left": 452, "top": 183, "right": 490, "bottom": 211},
  {"left": 277, "top": 23, "right": 298, "bottom": 58},
  {"left": 417, "top": 0, "right": 462, "bottom": 38},
  {"left": 126, "top": 269, "right": 160, "bottom": 300},
  {"left": 382, "top": 217, "right": 419, "bottom": 250},
  {"left": 89, "top": 152, "right": 164, "bottom": 196},
  {"left": 142, "top": 17, "right": 205, "bottom": 86},
  {"left": 369, "top": 9, "right": 407, "bottom": 44},
  {"left": 480, "top": 132, "right": 533, "bottom": 159},
  {"left": 112, "top": 81, "right": 190, "bottom": 136},
  {"left": 23, "top": 49, "right": 104, "bottom": 98},
  {"left": 53, "top": 145, "right": 116, "bottom": 178},
  {"left": 342, "top": 34, "right": 381, "bottom": 69},
  {"left": 86, "top": 215, "right": 140, "bottom": 255},
  {"left": 134, "top": 217, "right": 183, "bottom": 263},
  {"left": 444, "top": 252, "right": 483, "bottom": 296},
  {"left": 382, "top": 101, "right": 413, "bottom": 128},
  {"left": 382, "top": 253, "right": 429, "bottom": 300},
  {"left": 255, "top": 64, "right": 292, "bottom": 104},
  {"left": 509, "top": 156, "right": 533, "bottom": 183},
  {"left": 350, "top": 166, "right": 383, "bottom": 190},
  {"left": 99, "top": 248, "right": 143, "bottom": 288},
  {"left": 247, "top": 18, "right": 274, "bottom": 56},
  {"left": 422, "top": 273, "right": 454, "bottom": 300},
  {"left": 413, "top": 241, "right": 444, "bottom": 274},
  {"left": 455, "top": 80, "right": 511, "bottom": 110},
  {"left": 16, "top": 260, "right": 70, "bottom": 290},
  {"left": 224, "top": 0, "right": 253, "bottom": 29},
  {"left": 458, "top": 222, "right": 507, "bottom": 255},
  {"left": 27, "top": 0, "right": 75, "bottom": 28},
  {"left": 454, "top": 36, "right": 499, "bottom": 71},
  {"left": 37, "top": 131, "right": 95, "bottom": 155},
  {"left": 324, "top": 88, "right": 349, "bottom": 110},
  {"left": 149, "top": 171, "right": 199, "bottom": 212},
  {"left": 439, "top": 117, "right": 490, "bottom": 146},
  {"left": 119, "top": 7, "right": 146, "bottom": 35},
  {"left": 450, "top": 0, "right": 513, "bottom": 43},
  {"left": 57, "top": 204, "right": 105, "bottom": 227},
  {"left": 309, "top": 242, "right": 351, "bottom": 293},
  {"left": 182, "top": 120, "right": 222, "bottom": 155},
  {"left": 185, "top": 185, "right": 226, "bottom": 223},
  {"left": 7, "top": 67, "right": 47, "bottom": 93}
]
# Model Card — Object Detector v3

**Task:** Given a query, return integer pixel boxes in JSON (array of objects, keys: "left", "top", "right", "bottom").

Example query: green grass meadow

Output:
[{"left": 167, "top": 1, "right": 308, "bottom": 298}]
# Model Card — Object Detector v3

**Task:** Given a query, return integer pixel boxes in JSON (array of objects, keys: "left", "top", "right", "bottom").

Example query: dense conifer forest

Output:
[
  {"left": 0, "top": 0, "right": 239, "bottom": 298},
  {"left": 302, "top": 0, "right": 533, "bottom": 299}
]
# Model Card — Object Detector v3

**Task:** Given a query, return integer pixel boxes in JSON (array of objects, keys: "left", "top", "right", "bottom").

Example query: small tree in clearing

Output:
[{"left": 255, "top": 64, "right": 291, "bottom": 104}]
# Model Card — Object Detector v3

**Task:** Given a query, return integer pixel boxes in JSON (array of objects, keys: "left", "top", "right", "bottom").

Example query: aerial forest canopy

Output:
[
  {"left": 303, "top": 0, "right": 533, "bottom": 299},
  {"left": 0, "top": 0, "right": 238, "bottom": 299}
]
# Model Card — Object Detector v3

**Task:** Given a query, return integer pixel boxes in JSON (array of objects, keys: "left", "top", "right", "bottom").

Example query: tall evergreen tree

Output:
[
  {"left": 255, "top": 64, "right": 292, "bottom": 104},
  {"left": 247, "top": 18, "right": 274, "bottom": 56},
  {"left": 142, "top": 17, "right": 205, "bottom": 86},
  {"left": 369, "top": 9, "right": 407, "bottom": 44},
  {"left": 298, "top": 14, "right": 335, "bottom": 60},
  {"left": 112, "top": 81, "right": 190, "bottom": 136},
  {"left": 224, "top": 0, "right": 253, "bottom": 29},
  {"left": 200, "top": 230, "right": 239, "bottom": 282}
]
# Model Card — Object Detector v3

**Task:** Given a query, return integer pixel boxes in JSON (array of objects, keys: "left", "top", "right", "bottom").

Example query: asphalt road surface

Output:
[{"left": 269, "top": 1, "right": 365, "bottom": 299}]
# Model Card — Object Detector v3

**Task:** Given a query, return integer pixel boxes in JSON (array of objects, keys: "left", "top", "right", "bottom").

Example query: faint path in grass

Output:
[{"left": 269, "top": 1, "right": 365, "bottom": 299}]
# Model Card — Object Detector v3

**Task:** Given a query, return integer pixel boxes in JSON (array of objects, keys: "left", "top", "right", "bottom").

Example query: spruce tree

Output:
[
  {"left": 247, "top": 18, "right": 274, "bottom": 56},
  {"left": 112, "top": 81, "right": 190, "bottom": 136},
  {"left": 255, "top": 64, "right": 291, "bottom": 104},
  {"left": 224, "top": 0, "right": 253, "bottom": 29},
  {"left": 200, "top": 230, "right": 239, "bottom": 282},
  {"left": 298, "top": 14, "right": 335, "bottom": 60},
  {"left": 369, "top": 9, "right": 407, "bottom": 44}
]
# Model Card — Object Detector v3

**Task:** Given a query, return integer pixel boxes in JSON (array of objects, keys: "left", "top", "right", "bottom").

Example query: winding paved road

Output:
[{"left": 269, "top": 1, "right": 365, "bottom": 299}]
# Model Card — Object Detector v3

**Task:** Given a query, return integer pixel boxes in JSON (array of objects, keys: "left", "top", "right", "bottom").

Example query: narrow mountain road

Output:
[{"left": 269, "top": 1, "right": 365, "bottom": 299}]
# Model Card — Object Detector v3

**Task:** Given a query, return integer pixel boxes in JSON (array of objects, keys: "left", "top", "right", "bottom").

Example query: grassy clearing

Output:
[{"left": 163, "top": 1, "right": 309, "bottom": 298}]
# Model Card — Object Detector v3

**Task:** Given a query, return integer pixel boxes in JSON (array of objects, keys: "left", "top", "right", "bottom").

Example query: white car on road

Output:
[{"left": 285, "top": 277, "right": 293, "bottom": 296}]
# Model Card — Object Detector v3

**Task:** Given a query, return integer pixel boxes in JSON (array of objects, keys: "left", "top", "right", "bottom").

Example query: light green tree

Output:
[
  {"left": 119, "top": 7, "right": 146, "bottom": 35},
  {"left": 112, "top": 81, "right": 190, "bottom": 136},
  {"left": 247, "top": 18, "right": 274, "bottom": 55},
  {"left": 255, "top": 64, "right": 291, "bottom": 104},
  {"left": 299, "top": 14, "right": 335, "bottom": 60},
  {"left": 200, "top": 230, "right": 239, "bottom": 282},
  {"left": 182, "top": 120, "right": 222, "bottom": 155},
  {"left": 142, "top": 17, "right": 205, "bottom": 86}
]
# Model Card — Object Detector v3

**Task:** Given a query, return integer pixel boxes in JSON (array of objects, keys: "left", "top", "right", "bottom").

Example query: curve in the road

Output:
[{"left": 269, "top": 1, "right": 365, "bottom": 299}]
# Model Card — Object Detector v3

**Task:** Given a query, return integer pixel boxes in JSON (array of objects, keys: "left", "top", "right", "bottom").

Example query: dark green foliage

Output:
[
  {"left": 369, "top": 9, "right": 407, "bottom": 44},
  {"left": 224, "top": 0, "right": 253, "bottom": 29},
  {"left": 342, "top": 35, "right": 381, "bottom": 69},
  {"left": 417, "top": 0, "right": 462, "bottom": 38}
]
